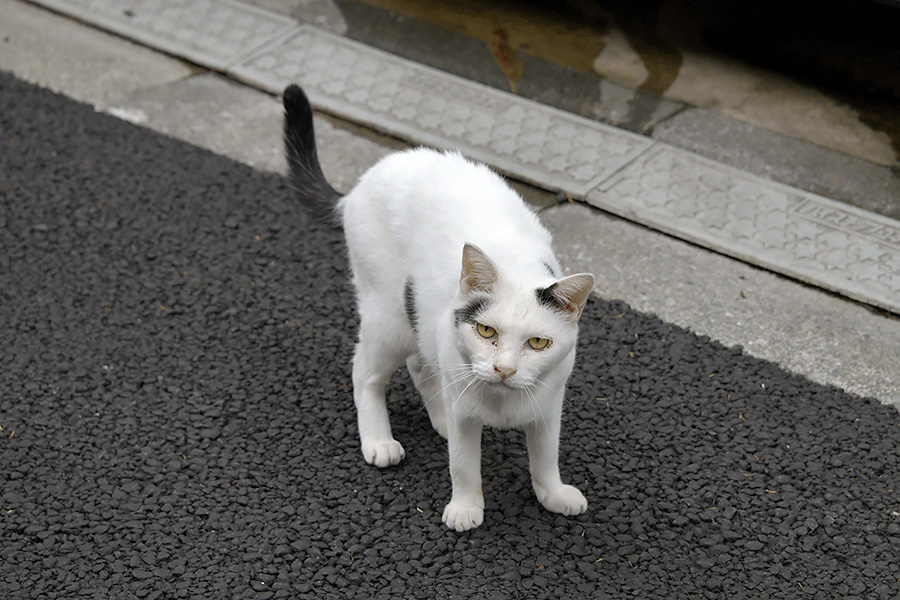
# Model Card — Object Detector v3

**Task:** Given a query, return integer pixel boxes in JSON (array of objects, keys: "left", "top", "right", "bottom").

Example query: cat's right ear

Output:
[{"left": 460, "top": 243, "right": 499, "bottom": 295}]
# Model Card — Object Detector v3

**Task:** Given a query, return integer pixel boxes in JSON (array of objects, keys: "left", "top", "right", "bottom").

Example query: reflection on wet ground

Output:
[
  {"left": 346, "top": 0, "right": 607, "bottom": 74},
  {"left": 353, "top": 0, "right": 900, "bottom": 169}
]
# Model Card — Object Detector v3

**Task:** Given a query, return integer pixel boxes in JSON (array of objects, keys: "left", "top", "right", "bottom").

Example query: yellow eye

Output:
[
  {"left": 528, "top": 337, "right": 550, "bottom": 350},
  {"left": 476, "top": 323, "right": 497, "bottom": 338}
]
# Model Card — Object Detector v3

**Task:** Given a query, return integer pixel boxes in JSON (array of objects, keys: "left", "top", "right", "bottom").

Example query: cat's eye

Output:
[
  {"left": 476, "top": 323, "right": 497, "bottom": 338},
  {"left": 528, "top": 337, "right": 550, "bottom": 350}
]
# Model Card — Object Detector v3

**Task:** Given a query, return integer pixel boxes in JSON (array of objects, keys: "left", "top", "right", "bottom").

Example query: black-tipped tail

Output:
[{"left": 283, "top": 84, "right": 341, "bottom": 226}]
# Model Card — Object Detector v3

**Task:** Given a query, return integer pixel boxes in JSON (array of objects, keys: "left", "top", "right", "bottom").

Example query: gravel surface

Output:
[{"left": 2, "top": 71, "right": 900, "bottom": 600}]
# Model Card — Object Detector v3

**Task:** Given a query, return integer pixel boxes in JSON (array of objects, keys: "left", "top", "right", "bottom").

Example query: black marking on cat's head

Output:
[
  {"left": 536, "top": 273, "right": 595, "bottom": 320},
  {"left": 454, "top": 296, "right": 491, "bottom": 327},
  {"left": 536, "top": 284, "right": 559, "bottom": 310},
  {"left": 542, "top": 262, "right": 560, "bottom": 278},
  {"left": 404, "top": 277, "right": 417, "bottom": 334}
]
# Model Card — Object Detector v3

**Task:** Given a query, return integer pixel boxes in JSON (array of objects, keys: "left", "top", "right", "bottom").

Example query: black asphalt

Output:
[{"left": 2, "top": 71, "right": 899, "bottom": 600}]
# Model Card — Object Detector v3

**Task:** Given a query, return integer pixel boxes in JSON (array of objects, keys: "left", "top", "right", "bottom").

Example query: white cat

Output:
[{"left": 283, "top": 85, "right": 594, "bottom": 531}]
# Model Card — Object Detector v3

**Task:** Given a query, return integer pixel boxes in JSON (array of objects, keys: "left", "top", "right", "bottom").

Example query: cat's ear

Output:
[
  {"left": 460, "top": 243, "right": 499, "bottom": 295},
  {"left": 537, "top": 273, "right": 595, "bottom": 320}
]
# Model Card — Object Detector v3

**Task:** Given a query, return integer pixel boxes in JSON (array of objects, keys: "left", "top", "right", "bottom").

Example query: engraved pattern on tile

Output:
[
  {"left": 590, "top": 146, "right": 900, "bottom": 312},
  {"left": 28, "top": 0, "right": 297, "bottom": 69},
  {"left": 231, "top": 26, "right": 652, "bottom": 195}
]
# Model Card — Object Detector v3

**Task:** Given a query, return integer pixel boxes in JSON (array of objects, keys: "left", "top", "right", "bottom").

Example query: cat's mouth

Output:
[{"left": 483, "top": 376, "right": 530, "bottom": 392}]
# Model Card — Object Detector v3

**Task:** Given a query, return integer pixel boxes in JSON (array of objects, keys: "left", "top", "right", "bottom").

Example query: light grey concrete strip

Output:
[
  {"left": 652, "top": 108, "right": 900, "bottom": 221},
  {"left": 541, "top": 203, "right": 900, "bottom": 407},
  {"left": 2, "top": 0, "right": 194, "bottom": 106},
  {"left": 107, "top": 73, "right": 289, "bottom": 174},
  {"left": 27, "top": 0, "right": 296, "bottom": 71},
  {"left": 229, "top": 26, "right": 654, "bottom": 196},
  {"left": 589, "top": 145, "right": 900, "bottom": 315},
  {"left": 105, "top": 72, "right": 395, "bottom": 189}
]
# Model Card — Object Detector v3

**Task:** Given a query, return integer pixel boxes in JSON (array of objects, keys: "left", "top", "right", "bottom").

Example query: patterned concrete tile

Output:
[
  {"left": 27, "top": 0, "right": 296, "bottom": 70},
  {"left": 588, "top": 145, "right": 900, "bottom": 313},
  {"left": 229, "top": 26, "right": 652, "bottom": 195}
]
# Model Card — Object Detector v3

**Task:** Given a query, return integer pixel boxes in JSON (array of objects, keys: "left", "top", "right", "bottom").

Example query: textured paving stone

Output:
[
  {"left": 588, "top": 146, "right": 900, "bottom": 313},
  {"left": 28, "top": 0, "right": 296, "bottom": 70},
  {"left": 231, "top": 26, "right": 652, "bottom": 195}
]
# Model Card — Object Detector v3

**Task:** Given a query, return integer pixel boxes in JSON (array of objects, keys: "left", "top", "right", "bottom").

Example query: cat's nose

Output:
[{"left": 494, "top": 364, "right": 517, "bottom": 380}]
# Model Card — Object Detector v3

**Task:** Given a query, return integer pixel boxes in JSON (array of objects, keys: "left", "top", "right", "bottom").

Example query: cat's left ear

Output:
[{"left": 538, "top": 273, "right": 595, "bottom": 320}]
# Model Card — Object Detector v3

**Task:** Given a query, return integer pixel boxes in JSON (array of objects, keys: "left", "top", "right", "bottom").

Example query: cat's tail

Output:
[{"left": 283, "top": 84, "right": 342, "bottom": 226}]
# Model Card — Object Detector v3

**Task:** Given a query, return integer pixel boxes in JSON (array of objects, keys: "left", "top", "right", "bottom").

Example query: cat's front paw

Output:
[
  {"left": 442, "top": 499, "right": 484, "bottom": 531},
  {"left": 537, "top": 484, "right": 587, "bottom": 516},
  {"left": 361, "top": 439, "right": 405, "bottom": 468}
]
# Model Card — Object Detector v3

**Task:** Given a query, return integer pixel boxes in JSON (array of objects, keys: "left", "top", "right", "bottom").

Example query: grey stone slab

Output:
[
  {"left": 229, "top": 26, "right": 653, "bottom": 195},
  {"left": 588, "top": 145, "right": 900, "bottom": 314},
  {"left": 104, "top": 73, "right": 288, "bottom": 174},
  {"left": 1, "top": 0, "right": 193, "bottom": 107},
  {"left": 103, "top": 72, "right": 397, "bottom": 189},
  {"left": 26, "top": 0, "right": 297, "bottom": 71},
  {"left": 652, "top": 108, "right": 900, "bottom": 220}
]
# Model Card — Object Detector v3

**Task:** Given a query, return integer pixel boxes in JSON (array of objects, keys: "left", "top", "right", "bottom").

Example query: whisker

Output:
[
  {"left": 408, "top": 361, "right": 469, "bottom": 411},
  {"left": 454, "top": 373, "right": 481, "bottom": 412},
  {"left": 525, "top": 387, "right": 538, "bottom": 425},
  {"left": 415, "top": 364, "right": 470, "bottom": 385},
  {"left": 527, "top": 386, "right": 548, "bottom": 431},
  {"left": 530, "top": 376, "right": 574, "bottom": 412},
  {"left": 423, "top": 370, "right": 472, "bottom": 409},
  {"left": 416, "top": 371, "right": 472, "bottom": 418}
]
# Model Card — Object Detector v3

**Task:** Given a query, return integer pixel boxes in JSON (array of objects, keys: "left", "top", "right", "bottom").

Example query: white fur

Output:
[{"left": 338, "top": 148, "right": 593, "bottom": 531}]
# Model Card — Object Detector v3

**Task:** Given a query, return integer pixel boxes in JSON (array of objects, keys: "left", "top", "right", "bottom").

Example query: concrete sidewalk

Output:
[{"left": 2, "top": 0, "right": 897, "bottom": 405}]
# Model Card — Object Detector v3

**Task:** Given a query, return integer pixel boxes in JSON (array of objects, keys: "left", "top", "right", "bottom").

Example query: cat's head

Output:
[{"left": 452, "top": 243, "right": 594, "bottom": 395}]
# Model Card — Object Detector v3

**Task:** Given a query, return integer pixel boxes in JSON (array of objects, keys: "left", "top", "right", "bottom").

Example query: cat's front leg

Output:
[
  {"left": 442, "top": 415, "right": 484, "bottom": 531},
  {"left": 352, "top": 341, "right": 405, "bottom": 468},
  {"left": 525, "top": 415, "right": 587, "bottom": 516}
]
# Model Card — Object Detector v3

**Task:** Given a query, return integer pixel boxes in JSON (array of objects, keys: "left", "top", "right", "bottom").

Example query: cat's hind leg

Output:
[
  {"left": 352, "top": 328, "right": 410, "bottom": 468},
  {"left": 406, "top": 353, "right": 448, "bottom": 439}
]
